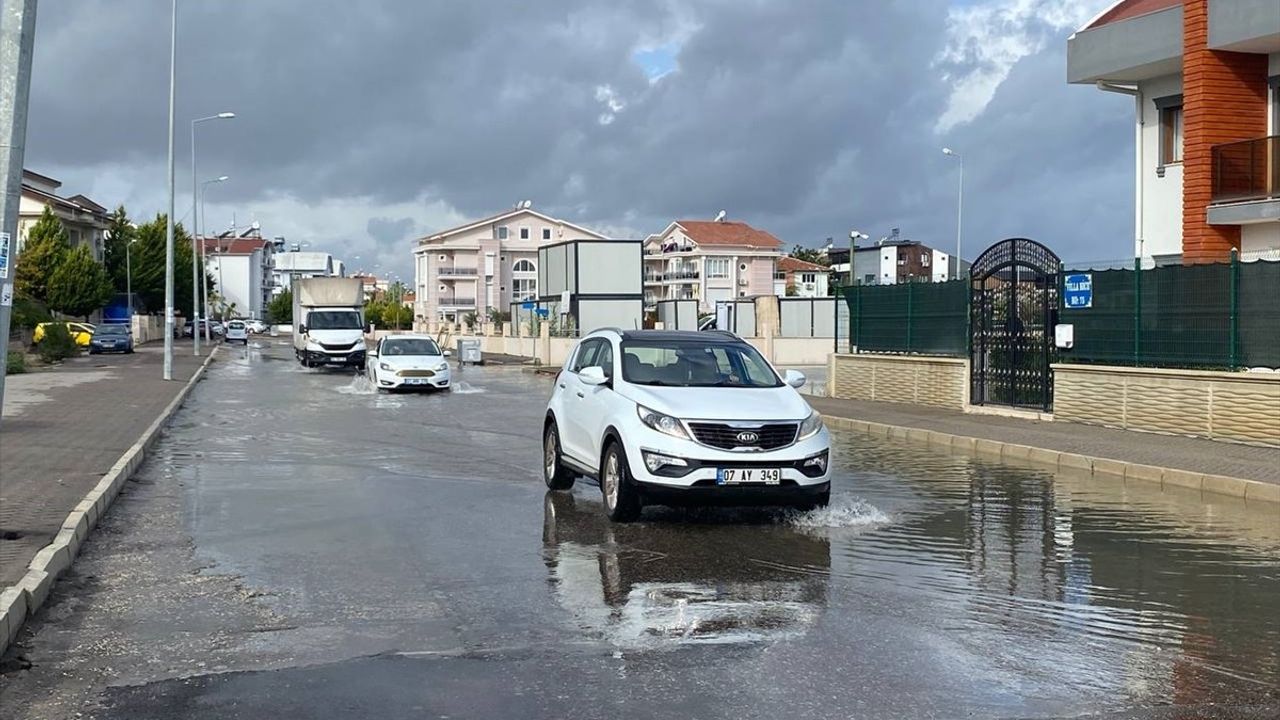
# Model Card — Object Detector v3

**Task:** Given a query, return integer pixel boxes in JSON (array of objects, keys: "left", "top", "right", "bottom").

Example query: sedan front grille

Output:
[
  {"left": 687, "top": 422, "right": 798, "bottom": 451},
  {"left": 397, "top": 369, "right": 436, "bottom": 378}
]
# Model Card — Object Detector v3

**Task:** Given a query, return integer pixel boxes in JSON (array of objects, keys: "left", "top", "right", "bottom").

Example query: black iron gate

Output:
[{"left": 969, "top": 238, "right": 1060, "bottom": 411}]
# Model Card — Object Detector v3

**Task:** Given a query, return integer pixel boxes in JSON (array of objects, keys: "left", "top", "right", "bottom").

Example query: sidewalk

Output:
[
  {"left": 0, "top": 340, "right": 215, "bottom": 588},
  {"left": 806, "top": 396, "right": 1280, "bottom": 487}
]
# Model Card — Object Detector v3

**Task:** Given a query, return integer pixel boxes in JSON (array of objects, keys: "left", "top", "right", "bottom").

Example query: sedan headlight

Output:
[
  {"left": 434, "top": 362, "right": 449, "bottom": 372},
  {"left": 797, "top": 411, "right": 824, "bottom": 441},
  {"left": 636, "top": 405, "right": 690, "bottom": 440},
  {"left": 379, "top": 362, "right": 393, "bottom": 371}
]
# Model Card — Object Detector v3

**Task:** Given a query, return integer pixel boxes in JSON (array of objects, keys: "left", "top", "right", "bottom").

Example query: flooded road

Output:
[{"left": 2, "top": 341, "right": 1277, "bottom": 719}]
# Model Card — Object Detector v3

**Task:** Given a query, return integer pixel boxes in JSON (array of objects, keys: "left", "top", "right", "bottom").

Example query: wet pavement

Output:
[{"left": 1, "top": 340, "right": 1277, "bottom": 719}]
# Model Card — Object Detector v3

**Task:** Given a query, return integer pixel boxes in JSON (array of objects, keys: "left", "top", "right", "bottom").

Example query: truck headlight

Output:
[
  {"left": 797, "top": 411, "right": 824, "bottom": 440},
  {"left": 354, "top": 339, "right": 366, "bottom": 350},
  {"left": 637, "top": 405, "right": 689, "bottom": 440},
  {"left": 306, "top": 341, "right": 323, "bottom": 351}
]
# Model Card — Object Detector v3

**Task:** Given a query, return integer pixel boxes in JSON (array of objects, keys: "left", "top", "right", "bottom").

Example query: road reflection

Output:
[{"left": 541, "top": 491, "right": 830, "bottom": 649}]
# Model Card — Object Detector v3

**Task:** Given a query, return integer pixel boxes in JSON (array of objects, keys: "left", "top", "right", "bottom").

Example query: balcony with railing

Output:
[
  {"left": 437, "top": 295, "right": 476, "bottom": 307},
  {"left": 1211, "top": 135, "right": 1280, "bottom": 205},
  {"left": 662, "top": 270, "right": 700, "bottom": 282},
  {"left": 436, "top": 266, "right": 479, "bottom": 277}
]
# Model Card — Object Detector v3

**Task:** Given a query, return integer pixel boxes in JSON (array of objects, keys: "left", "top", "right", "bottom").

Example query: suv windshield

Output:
[
  {"left": 381, "top": 339, "right": 440, "bottom": 356},
  {"left": 620, "top": 340, "right": 780, "bottom": 388},
  {"left": 307, "top": 311, "right": 363, "bottom": 330}
]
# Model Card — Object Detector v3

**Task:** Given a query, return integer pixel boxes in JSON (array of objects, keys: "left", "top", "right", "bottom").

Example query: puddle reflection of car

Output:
[
  {"left": 366, "top": 334, "right": 452, "bottom": 392},
  {"left": 541, "top": 491, "right": 829, "bottom": 648}
]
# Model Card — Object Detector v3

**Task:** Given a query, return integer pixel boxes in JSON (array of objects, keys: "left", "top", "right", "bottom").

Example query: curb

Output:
[
  {"left": 823, "top": 414, "right": 1280, "bottom": 506},
  {"left": 0, "top": 348, "right": 221, "bottom": 656}
]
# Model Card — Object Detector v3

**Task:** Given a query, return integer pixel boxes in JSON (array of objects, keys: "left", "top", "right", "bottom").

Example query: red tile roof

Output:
[
  {"left": 1085, "top": 0, "right": 1181, "bottom": 30},
  {"left": 777, "top": 256, "right": 827, "bottom": 272},
  {"left": 200, "top": 237, "right": 270, "bottom": 255},
  {"left": 677, "top": 221, "right": 782, "bottom": 249}
]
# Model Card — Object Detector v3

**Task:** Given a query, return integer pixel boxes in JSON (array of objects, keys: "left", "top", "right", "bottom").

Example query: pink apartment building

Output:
[
  {"left": 413, "top": 207, "right": 607, "bottom": 324},
  {"left": 643, "top": 219, "right": 782, "bottom": 312}
]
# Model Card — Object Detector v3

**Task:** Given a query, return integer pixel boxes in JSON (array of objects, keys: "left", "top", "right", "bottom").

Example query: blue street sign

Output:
[
  {"left": 534, "top": 308, "right": 550, "bottom": 318},
  {"left": 1063, "top": 273, "right": 1092, "bottom": 309}
]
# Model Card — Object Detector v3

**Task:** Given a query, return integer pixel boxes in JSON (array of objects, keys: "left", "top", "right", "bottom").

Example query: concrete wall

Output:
[
  {"left": 829, "top": 353, "right": 968, "bottom": 409},
  {"left": 1054, "top": 364, "right": 1280, "bottom": 447},
  {"left": 130, "top": 315, "right": 167, "bottom": 345}
]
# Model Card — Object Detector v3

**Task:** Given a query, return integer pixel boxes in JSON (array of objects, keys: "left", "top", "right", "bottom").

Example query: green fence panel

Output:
[
  {"left": 1239, "top": 260, "right": 1280, "bottom": 368},
  {"left": 1140, "top": 263, "right": 1233, "bottom": 367},
  {"left": 842, "top": 280, "right": 967, "bottom": 357},
  {"left": 1059, "top": 268, "right": 1135, "bottom": 365}
]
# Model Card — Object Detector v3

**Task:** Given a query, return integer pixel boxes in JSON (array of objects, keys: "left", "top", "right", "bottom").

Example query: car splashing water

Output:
[
  {"left": 449, "top": 381, "right": 486, "bottom": 394},
  {"left": 787, "top": 495, "right": 891, "bottom": 531},
  {"left": 336, "top": 375, "right": 378, "bottom": 395}
]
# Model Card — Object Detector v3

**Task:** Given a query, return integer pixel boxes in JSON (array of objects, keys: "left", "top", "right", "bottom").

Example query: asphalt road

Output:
[{"left": 1, "top": 340, "right": 1277, "bottom": 719}]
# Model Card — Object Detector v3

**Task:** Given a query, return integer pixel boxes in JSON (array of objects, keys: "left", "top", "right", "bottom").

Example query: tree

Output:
[
  {"left": 102, "top": 205, "right": 135, "bottom": 293},
  {"left": 14, "top": 207, "right": 69, "bottom": 303},
  {"left": 266, "top": 288, "right": 292, "bottom": 324},
  {"left": 47, "top": 244, "right": 115, "bottom": 320},
  {"left": 789, "top": 244, "right": 830, "bottom": 267},
  {"left": 128, "top": 214, "right": 203, "bottom": 318}
]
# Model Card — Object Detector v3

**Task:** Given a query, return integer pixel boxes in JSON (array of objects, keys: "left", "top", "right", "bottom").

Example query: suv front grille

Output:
[{"left": 687, "top": 422, "right": 798, "bottom": 451}]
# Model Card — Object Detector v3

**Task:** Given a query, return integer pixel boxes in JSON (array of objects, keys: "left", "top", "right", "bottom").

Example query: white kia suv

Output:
[{"left": 543, "top": 329, "right": 831, "bottom": 521}]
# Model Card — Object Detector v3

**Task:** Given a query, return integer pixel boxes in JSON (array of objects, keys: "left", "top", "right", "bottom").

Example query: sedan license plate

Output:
[
  {"left": 405, "top": 378, "right": 427, "bottom": 385},
  {"left": 716, "top": 467, "right": 781, "bottom": 485}
]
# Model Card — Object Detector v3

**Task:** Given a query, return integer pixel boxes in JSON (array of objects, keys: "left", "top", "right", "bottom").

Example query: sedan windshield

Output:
[
  {"left": 307, "top": 311, "right": 363, "bottom": 330},
  {"left": 96, "top": 325, "right": 129, "bottom": 336},
  {"left": 620, "top": 341, "right": 781, "bottom": 388},
  {"left": 381, "top": 339, "right": 440, "bottom": 356}
]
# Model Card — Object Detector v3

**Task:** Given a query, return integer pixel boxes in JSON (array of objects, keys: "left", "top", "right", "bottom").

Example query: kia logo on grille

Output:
[{"left": 735, "top": 431, "right": 760, "bottom": 444}]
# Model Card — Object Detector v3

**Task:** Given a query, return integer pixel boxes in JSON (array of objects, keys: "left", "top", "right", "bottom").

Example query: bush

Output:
[
  {"left": 6, "top": 351, "right": 25, "bottom": 375},
  {"left": 12, "top": 295, "right": 52, "bottom": 330},
  {"left": 37, "top": 323, "right": 79, "bottom": 363}
]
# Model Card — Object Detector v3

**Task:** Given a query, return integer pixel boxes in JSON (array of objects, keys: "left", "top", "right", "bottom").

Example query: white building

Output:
[
  {"left": 774, "top": 257, "right": 831, "bottom": 297},
  {"left": 202, "top": 235, "right": 276, "bottom": 320},
  {"left": 830, "top": 239, "right": 950, "bottom": 285},
  {"left": 17, "top": 169, "right": 109, "bottom": 260},
  {"left": 272, "top": 251, "right": 339, "bottom": 294},
  {"left": 412, "top": 206, "right": 608, "bottom": 322}
]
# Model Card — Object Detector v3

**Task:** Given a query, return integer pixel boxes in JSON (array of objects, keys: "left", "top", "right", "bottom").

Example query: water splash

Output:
[
  {"left": 336, "top": 375, "right": 378, "bottom": 395},
  {"left": 787, "top": 496, "right": 890, "bottom": 530},
  {"left": 450, "top": 381, "right": 486, "bottom": 394}
]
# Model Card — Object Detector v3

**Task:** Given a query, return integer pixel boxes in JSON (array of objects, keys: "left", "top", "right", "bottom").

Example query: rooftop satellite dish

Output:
[
  {"left": 714, "top": 209, "right": 726, "bottom": 222},
  {"left": 523, "top": 200, "right": 532, "bottom": 209}
]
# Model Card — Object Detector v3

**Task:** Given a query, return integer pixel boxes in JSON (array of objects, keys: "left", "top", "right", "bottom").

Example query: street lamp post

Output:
[
  {"left": 126, "top": 237, "right": 137, "bottom": 321},
  {"left": 163, "top": 0, "right": 177, "bottom": 380},
  {"left": 942, "top": 147, "right": 963, "bottom": 279},
  {"left": 190, "top": 112, "right": 234, "bottom": 355},
  {"left": 199, "top": 176, "right": 227, "bottom": 344}
]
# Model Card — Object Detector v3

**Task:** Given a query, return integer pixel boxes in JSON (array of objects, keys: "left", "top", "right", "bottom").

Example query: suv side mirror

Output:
[
  {"left": 783, "top": 369, "right": 806, "bottom": 388},
  {"left": 579, "top": 366, "right": 608, "bottom": 386}
]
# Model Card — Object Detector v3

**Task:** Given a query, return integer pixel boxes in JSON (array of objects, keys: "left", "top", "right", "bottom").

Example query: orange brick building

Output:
[{"left": 1068, "top": 0, "right": 1280, "bottom": 264}]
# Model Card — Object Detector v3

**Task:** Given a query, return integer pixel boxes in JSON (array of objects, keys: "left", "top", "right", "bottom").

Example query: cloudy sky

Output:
[{"left": 26, "top": 0, "right": 1132, "bottom": 281}]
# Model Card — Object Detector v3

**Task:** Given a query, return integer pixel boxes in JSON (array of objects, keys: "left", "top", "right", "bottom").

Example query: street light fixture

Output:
[
  {"left": 199, "top": 175, "right": 228, "bottom": 344},
  {"left": 942, "top": 147, "right": 963, "bottom": 279},
  {"left": 190, "top": 111, "right": 235, "bottom": 354}
]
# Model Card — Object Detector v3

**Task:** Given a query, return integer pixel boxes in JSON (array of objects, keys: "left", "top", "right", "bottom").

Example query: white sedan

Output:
[{"left": 366, "top": 334, "right": 452, "bottom": 392}]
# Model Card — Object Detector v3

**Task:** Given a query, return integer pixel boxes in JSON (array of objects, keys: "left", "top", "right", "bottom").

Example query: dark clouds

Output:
[{"left": 25, "top": 0, "right": 1133, "bottom": 277}]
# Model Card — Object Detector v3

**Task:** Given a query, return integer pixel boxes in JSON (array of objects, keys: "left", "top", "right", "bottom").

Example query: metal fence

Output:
[
  {"left": 841, "top": 280, "right": 968, "bottom": 357},
  {"left": 1061, "top": 256, "right": 1280, "bottom": 369}
]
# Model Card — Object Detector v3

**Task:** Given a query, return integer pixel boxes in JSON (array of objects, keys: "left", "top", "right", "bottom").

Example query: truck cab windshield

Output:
[{"left": 307, "top": 311, "right": 362, "bottom": 330}]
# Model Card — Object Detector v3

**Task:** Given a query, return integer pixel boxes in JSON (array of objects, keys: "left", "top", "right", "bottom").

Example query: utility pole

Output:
[
  {"left": 0, "top": 0, "right": 39, "bottom": 424},
  {"left": 162, "top": 0, "right": 176, "bottom": 380}
]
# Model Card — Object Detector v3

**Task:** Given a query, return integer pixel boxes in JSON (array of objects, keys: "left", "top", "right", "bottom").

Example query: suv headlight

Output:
[
  {"left": 637, "top": 405, "right": 689, "bottom": 440},
  {"left": 797, "top": 411, "right": 824, "bottom": 441}
]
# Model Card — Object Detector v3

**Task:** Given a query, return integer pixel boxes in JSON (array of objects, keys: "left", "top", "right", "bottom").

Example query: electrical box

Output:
[{"left": 1054, "top": 323, "right": 1074, "bottom": 350}]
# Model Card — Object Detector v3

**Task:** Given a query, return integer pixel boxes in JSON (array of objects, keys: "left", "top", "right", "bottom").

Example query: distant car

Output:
[
  {"left": 543, "top": 329, "right": 830, "bottom": 521},
  {"left": 34, "top": 322, "right": 95, "bottom": 347},
  {"left": 88, "top": 324, "right": 134, "bottom": 354},
  {"left": 366, "top": 334, "right": 452, "bottom": 392},
  {"left": 246, "top": 319, "right": 269, "bottom": 334},
  {"left": 183, "top": 319, "right": 225, "bottom": 337},
  {"left": 224, "top": 320, "right": 249, "bottom": 344}
]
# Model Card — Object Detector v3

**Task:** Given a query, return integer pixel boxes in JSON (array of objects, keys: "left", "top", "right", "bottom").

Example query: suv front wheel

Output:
[
  {"left": 600, "top": 441, "right": 642, "bottom": 522},
  {"left": 543, "top": 422, "right": 575, "bottom": 490}
]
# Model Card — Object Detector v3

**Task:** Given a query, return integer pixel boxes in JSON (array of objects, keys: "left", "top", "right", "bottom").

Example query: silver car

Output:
[{"left": 224, "top": 320, "right": 249, "bottom": 345}]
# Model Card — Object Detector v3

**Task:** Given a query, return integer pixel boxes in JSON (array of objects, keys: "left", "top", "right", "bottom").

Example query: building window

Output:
[
  {"left": 542, "top": 228, "right": 552, "bottom": 240},
  {"left": 498, "top": 226, "right": 509, "bottom": 240},
  {"left": 513, "top": 277, "right": 537, "bottom": 301},
  {"left": 921, "top": 254, "right": 930, "bottom": 267},
  {"left": 520, "top": 227, "right": 530, "bottom": 240},
  {"left": 801, "top": 273, "right": 816, "bottom": 284},
  {"left": 513, "top": 258, "right": 536, "bottom": 273},
  {"left": 706, "top": 258, "right": 730, "bottom": 278},
  {"left": 1155, "top": 95, "right": 1183, "bottom": 166}
]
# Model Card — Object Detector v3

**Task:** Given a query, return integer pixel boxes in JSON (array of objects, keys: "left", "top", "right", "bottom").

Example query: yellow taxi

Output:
[{"left": 34, "top": 322, "right": 96, "bottom": 347}]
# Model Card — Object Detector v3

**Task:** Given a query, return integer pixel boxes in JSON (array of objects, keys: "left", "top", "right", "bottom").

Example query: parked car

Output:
[
  {"left": 224, "top": 320, "right": 249, "bottom": 345},
  {"left": 88, "top": 323, "right": 134, "bottom": 354},
  {"left": 543, "top": 329, "right": 830, "bottom": 521},
  {"left": 182, "top": 319, "right": 225, "bottom": 337},
  {"left": 34, "top": 322, "right": 95, "bottom": 347},
  {"left": 366, "top": 334, "right": 452, "bottom": 392},
  {"left": 246, "top": 319, "right": 269, "bottom": 334}
]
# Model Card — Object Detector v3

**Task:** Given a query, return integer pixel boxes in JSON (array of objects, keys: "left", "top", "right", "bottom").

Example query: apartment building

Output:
[
  {"left": 411, "top": 207, "right": 607, "bottom": 322},
  {"left": 643, "top": 219, "right": 782, "bottom": 312},
  {"left": 17, "top": 169, "right": 110, "bottom": 261},
  {"left": 202, "top": 230, "right": 276, "bottom": 320},
  {"left": 829, "top": 238, "right": 951, "bottom": 285},
  {"left": 1068, "top": 0, "right": 1280, "bottom": 263}
]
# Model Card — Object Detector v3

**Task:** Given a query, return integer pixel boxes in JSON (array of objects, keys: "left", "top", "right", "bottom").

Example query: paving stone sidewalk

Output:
[
  {"left": 806, "top": 396, "right": 1280, "bottom": 486},
  {"left": 0, "top": 341, "right": 214, "bottom": 587}
]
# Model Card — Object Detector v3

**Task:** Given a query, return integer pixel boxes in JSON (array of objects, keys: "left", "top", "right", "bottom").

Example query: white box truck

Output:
[{"left": 292, "top": 278, "right": 368, "bottom": 368}]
